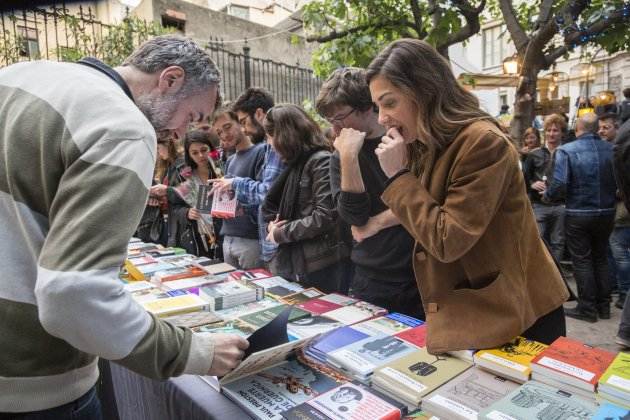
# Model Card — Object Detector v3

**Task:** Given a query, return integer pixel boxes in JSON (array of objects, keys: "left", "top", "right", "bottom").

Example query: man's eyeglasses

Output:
[{"left": 324, "top": 108, "right": 355, "bottom": 124}]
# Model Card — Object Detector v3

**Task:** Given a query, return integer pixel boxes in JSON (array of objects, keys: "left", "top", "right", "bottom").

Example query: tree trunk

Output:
[{"left": 509, "top": 64, "right": 540, "bottom": 146}]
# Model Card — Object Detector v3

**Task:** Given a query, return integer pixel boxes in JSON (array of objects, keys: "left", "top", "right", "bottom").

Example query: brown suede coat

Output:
[{"left": 382, "top": 120, "right": 569, "bottom": 354}]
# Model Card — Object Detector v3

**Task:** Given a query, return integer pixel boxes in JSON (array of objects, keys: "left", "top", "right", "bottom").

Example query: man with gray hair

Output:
[
  {"left": 544, "top": 113, "right": 617, "bottom": 323},
  {"left": 0, "top": 35, "right": 248, "bottom": 418}
]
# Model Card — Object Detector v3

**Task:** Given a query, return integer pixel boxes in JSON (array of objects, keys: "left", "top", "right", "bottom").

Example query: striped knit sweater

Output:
[{"left": 0, "top": 60, "right": 215, "bottom": 412}]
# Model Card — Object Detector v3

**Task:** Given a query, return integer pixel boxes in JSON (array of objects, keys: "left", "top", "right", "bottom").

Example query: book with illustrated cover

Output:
[
  {"left": 199, "top": 281, "right": 263, "bottom": 310},
  {"left": 372, "top": 348, "right": 472, "bottom": 407},
  {"left": 530, "top": 336, "right": 616, "bottom": 392},
  {"left": 194, "top": 319, "right": 257, "bottom": 337},
  {"left": 162, "top": 310, "right": 222, "bottom": 328},
  {"left": 281, "top": 288, "right": 326, "bottom": 306},
  {"left": 201, "top": 262, "right": 236, "bottom": 275},
  {"left": 239, "top": 305, "right": 311, "bottom": 328},
  {"left": 473, "top": 336, "right": 548, "bottom": 383},
  {"left": 598, "top": 351, "right": 630, "bottom": 405},
  {"left": 592, "top": 402, "right": 630, "bottom": 419},
  {"left": 422, "top": 367, "right": 519, "bottom": 420},
  {"left": 478, "top": 380, "right": 597, "bottom": 420},
  {"left": 325, "top": 301, "right": 387, "bottom": 325},
  {"left": 251, "top": 277, "right": 305, "bottom": 300},
  {"left": 394, "top": 325, "right": 427, "bottom": 349},
  {"left": 287, "top": 382, "right": 406, "bottom": 420},
  {"left": 222, "top": 358, "right": 342, "bottom": 420},
  {"left": 215, "top": 298, "right": 283, "bottom": 320},
  {"left": 196, "top": 183, "right": 213, "bottom": 213},
  {"left": 152, "top": 266, "right": 208, "bottom": 283},
  {"left": 328, "top": 334, "right": 418, "bottom": 381},
  {"left": 288, "top": 316, "right": 344, "bottom": 340},
  {"left": 211, "top": 188, "right": 238, "bottom": 218}
]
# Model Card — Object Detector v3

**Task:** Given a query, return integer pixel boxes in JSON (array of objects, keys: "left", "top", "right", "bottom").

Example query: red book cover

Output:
[
  {"left": 297, "top": 298, "right": 342, "bottom": 315},
  {"left": 394, "top": 324, "right": 427, "bottom": 348},
  {"left": 531, "top": 336, "right": 616, "bottom": 386}
]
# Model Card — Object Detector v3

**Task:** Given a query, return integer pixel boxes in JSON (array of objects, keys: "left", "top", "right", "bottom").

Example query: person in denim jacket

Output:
[{"left": 544, "top": 113, "right": 617, "bottom": 322}]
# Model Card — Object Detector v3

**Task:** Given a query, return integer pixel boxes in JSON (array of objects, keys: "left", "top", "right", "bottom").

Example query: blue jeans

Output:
[
  {"left": 610, "top": 227, "right": 630, "bottom": 295},
  {"left": 533, "top": 203, "right": 565, "bottom": 262},
  {"left": 0, "top": 387, "right": 102, "bottom": 420}
]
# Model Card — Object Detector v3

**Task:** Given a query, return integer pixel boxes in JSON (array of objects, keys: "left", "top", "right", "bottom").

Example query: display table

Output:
[{"left": 108, "top": 362, "right": 251, "bottom": 420}]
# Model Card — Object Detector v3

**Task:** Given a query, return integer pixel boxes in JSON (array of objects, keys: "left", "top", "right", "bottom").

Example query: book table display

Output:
[{"left": 113, "top": 239, "right": 630, "bottom": 420}]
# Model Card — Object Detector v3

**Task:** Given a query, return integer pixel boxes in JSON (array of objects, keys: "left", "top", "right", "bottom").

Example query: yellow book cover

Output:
[
  {"left": 124, "top": 260, "right": 145, "bottom": 281},
  {"left": 473, "top": 336, "right": 547, "bottom": 382},
  {"left": 141, "top": 294, "right": 208, "bottom": 316},
  {"left": 599, "top": 351, "right": 630, "bottom": 396}
]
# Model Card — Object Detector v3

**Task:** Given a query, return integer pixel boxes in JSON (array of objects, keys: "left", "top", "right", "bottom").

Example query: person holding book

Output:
[
  {"left": 212, "top": 106, "right": 265, "bottom": 269},
  {"left": 0, "top": 35, "right": 248, "bottom": 418},
  {"left": 261, "top": 104, "right": 351, "bottom": 293},
  {"left": 317, "top": 67, "right": 424, "bottom": 318},
  {"left": 367, "top": 39, "right": 569, "bottom": 354},
  {"left": 168, "top": 129, "right": 223, "bottom": 258},
  {"left": 210, "top": 88, "right": 286, "bottom": 267}
]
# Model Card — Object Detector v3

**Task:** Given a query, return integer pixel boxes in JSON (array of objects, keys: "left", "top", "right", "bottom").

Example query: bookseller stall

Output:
[{"left": 115, "top": 239, "right": 630, "bottom": 420}]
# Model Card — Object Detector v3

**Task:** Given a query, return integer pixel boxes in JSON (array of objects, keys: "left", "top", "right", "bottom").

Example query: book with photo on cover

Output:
[
  {"left": 288, "top": 316, "right": 344, "bottom": 340},
  {"left": 283, "top": 382, "right": 406, "bottom": 420},
  {"left": 222, "top": 357, "right": 342, "bottom": 420},
  {"left": 211, "top": 187, "right": 238, "bottom": 218}
]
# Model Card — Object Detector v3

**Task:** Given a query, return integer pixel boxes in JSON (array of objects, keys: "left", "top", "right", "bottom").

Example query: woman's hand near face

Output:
[{"left": 375, "top": 127, "right": 408, "bottom": 177}]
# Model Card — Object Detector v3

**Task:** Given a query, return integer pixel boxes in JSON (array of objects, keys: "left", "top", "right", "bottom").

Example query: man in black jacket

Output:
[{"left": 316, "top": 67, "right": 424, "bottom": 320}]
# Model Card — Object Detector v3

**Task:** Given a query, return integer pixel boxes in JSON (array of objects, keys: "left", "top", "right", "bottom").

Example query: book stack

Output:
[
  {"left": 199, "top": 281, "right": 264, "bottom": 311},
  {"left": 597, "top": 351, "right": 630, "bottom": 408},
  {"left": 530, "top": 336, "right": 616, "bottom": 400},
  {"left": 371, "top": 348, "right": 472, "bottom": 408},
  {"left": 478, "top": 380, "right": 597, "bottom": 419},
  {"left": 473, "top": 336, "right": 547, "bottom": 383},
  {"left": 422, "top": 367, "right": 519, "bottom": 420},
  {"left": 161, "top": 274, "right": 224, "bottom": 292},
  {"left": 282, "top": 382, "right": 407, "bottom": 420},
  {"left": 327, "top": 334, "right": 419, "bottom": 383}
]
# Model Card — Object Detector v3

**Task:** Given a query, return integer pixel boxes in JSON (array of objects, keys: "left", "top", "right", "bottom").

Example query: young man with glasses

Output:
[{"left": 316, "top": 67, "right": 424, "bottom": 319}]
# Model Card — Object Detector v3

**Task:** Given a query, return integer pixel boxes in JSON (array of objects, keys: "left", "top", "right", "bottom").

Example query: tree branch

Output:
[
  {"left": 545, "top": 45, "right": 569, "bottom": 66},
  {"left": 562, "top": 8, "right": 630, "bottom": 49},
  {"left": 436, "top": 0, "right": 486, "bottom": 54},
  {"left": 536, "top": 0, "right": 555, "bottom": 28},
  {"left": 409, "top": 0, "right": 424, "bottom": 37},
  {"left": 498, "top": 0, "right": 529, "bottom": 52},
  {"left": 305, "top": 19, "right": 414, "bottom": 42}
]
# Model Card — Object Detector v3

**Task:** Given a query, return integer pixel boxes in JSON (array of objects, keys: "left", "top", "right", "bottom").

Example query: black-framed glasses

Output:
[{"left": 324, "top": 108, "right": 356, "bottom": 124}]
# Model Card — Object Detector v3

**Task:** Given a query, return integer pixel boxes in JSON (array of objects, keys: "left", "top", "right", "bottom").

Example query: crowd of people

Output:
[{"left": 2, "top": 33, "right": 630, "bottom": 418}]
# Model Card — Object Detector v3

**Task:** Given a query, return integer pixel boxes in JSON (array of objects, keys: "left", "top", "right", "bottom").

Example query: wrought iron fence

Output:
[
  {"left": 206, "top": 37, "right": 322, "bottom": 104},
  {"left": 0, "top": 4, "right": 322, "bottom": 105}
]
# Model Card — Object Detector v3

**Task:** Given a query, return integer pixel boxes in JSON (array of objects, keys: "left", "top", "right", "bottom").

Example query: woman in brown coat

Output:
[{"left": 366, "top": 39, "right": 569, "bottom": 354}]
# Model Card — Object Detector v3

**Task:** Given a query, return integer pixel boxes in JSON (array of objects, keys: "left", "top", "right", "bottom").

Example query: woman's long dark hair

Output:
[
  {"left": 183, "top": 129, "right": 219, "bottom": 178},
  {"left": 263, "top": 104, "right": 330, "bottom": 163},
  {"left": 366, "top": 38, "right": 495, "bottom": 176}
]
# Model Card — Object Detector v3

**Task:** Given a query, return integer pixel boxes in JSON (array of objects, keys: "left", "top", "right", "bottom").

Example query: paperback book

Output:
[
  {"left": 394, "top": 325, "right": 427, "bottom": 349},
  {"left": 162, "top": 310, "right": 222, "bottom": 328},
  {"left": 478, "top": 380, "right": 597, "bottom": 420},
  {"left": 239, "top": 305, "right": 311, "bottom": 328},
  {"left": 422, "top": 367, "right": 519, "bottom": 420},
  {"left": 194, "top": 319, "right": 257, "bottom": 337},
  {"left": 199, "top": 281, "right": 263, "bottom": 310},
  {"left": 215, "top": 298, "right": 283, "bottom": 320},
  {"left": 592, "top": 402, "right": 630, "bottom": 419},
  {"left": 222, "top": 358, "right": 341, "bottom": 420},
  {"left": 305, "top": 326, "right": 372, "bottom": 364},
  {"left": 473, "top": 336, "right": 548, "bottom": 383},
  {"left": 325, "top": 301, "right": 388, "bottom": 325},
  {"left": 372, "top": 348, "right": 472, "bottom": 407},
  {"left": 530, "top": 336, "right": 616, "bottom": 392},
  {"left": 251, "top": 277, "right": 305, "bottom": 300},
  {"left": 281, "top": 288, "right": 326, "bottom": 306},
  {"left": 288, "top": 316, "right": 344, "bottom": 340},
  {"left": 140, "top": 292, "right": 209, "bottom": 317},
  {"left": 598, "top": 351, "right": 630, "bottom": 407},
  {"left": 229, "top": 268, "right": 273, "bottom": 282}
]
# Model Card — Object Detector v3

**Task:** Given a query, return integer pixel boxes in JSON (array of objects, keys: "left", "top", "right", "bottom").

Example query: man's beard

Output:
[
  {"left": 136, "top": 92, "right": 183, "bottom": 131},
  {"left": 249, "top": 117, "right": 266, "bottom": 144}
]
